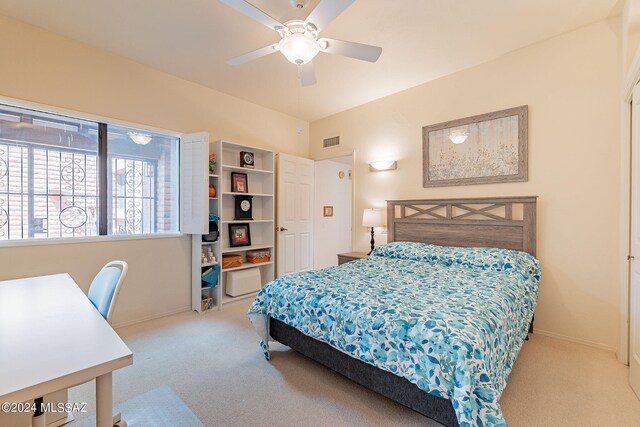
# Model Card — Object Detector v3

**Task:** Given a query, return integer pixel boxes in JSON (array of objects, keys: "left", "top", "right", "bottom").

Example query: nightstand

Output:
[{"left": 337, "top": 252, "right": 369, "bottom": 265}]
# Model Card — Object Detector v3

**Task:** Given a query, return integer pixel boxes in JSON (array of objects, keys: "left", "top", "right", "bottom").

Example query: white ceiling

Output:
[{"left": 0, "top": 0, "right": 621, "bottom": 121}]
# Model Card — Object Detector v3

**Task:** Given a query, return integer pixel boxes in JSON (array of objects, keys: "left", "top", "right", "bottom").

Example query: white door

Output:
[
  {"left": 277, "top": 153, "right": 314, "bottom": 276},
  {"left": 631, "top": 83, "right": 640, "bottom": 398}
]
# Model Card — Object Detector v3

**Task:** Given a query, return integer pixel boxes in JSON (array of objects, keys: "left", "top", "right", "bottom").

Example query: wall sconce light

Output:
[
  {"left": 127, "top": 132, "right": 152, "bottom": 145},
  {"left": 369, "top": 160, "right": 397, "bottom": 172}
]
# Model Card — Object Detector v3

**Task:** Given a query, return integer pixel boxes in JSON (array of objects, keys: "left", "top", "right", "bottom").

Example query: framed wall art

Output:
[{"left": 422, "top": 105, "right": 528, "bottom": 187}]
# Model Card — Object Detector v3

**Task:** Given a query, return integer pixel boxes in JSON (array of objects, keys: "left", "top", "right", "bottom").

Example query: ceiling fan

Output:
[{"left": 220, "top": 0, "right": 382, "bottom": 86}]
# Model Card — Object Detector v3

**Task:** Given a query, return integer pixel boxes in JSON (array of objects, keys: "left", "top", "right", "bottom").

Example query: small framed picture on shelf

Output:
[
  {"left": 229, "top": 223, "right": 252, "bottom": 247},
  {"left": 231, "top": 172, "right": 248, "bottom": 193}
]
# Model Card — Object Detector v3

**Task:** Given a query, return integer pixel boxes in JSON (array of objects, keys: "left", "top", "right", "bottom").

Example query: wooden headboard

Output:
[{"left": 386, "top": 196, "right": 537, "bottom": 256}]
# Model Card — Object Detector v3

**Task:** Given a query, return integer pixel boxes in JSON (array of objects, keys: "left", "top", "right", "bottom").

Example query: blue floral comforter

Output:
[{"left": 247, "top": 242, "right": 540, "bottom": 427}]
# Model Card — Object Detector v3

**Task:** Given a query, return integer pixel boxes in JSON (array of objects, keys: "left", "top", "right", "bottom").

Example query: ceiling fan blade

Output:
[
  {"left": 220, "top": 0, "right": 285, "bottom": 32},
  {"left": 304, "top": 0, "right": 354, "bottom": 33},
  {"left": 226, "top": 43, "right": 279, "bottom": 66},
  {"left": 298, "top": 62, "right": 317, "bottom": 86},
  {"left": 318, "top": 38, "right": 382, "bottom": 62}
]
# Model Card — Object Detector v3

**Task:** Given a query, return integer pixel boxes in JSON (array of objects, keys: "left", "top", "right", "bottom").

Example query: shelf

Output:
[
  {"left": 222, "top": 244, "right": 274, "bottom": 253},
  {"left": 193, "top": 140, "right": 274, "bottom": 313},
  {"left": 222, "top": 164, "right": 273, "bottom": 175},
  {"left": 220, "top": 141, "right": 274, "bottom": 155},
  {"left": 222, "top": 192, "right": 273, "bottom": 197},
  {"left": 222, "top": 290, "right": 260, "bottom": 305},
  {"left": 222, "top": 219, "right": 273, "bottom": 224},
  {"left": 221, "top": 261, "right": 273, "bottom": 272},
  {"left": 201, "top": 262, "right": 218, "bottom": 268}
]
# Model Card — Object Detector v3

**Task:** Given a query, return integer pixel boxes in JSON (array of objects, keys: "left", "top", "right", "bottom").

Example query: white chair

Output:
[
  {"left": 88, "top": 261, "right": 129, "bottom": 427},
  {"left": 88, "top": 260, "right": 128, "bottom": 325}
]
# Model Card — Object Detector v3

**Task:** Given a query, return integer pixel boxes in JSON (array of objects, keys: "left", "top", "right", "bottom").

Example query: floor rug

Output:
[{"left": 74, "top": 385, "right": 204, "bottom": 427}]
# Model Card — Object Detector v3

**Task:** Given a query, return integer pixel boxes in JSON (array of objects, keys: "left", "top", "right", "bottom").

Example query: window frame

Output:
[{"left": 0, "top": 97, "right": 183, "bottom": 247}]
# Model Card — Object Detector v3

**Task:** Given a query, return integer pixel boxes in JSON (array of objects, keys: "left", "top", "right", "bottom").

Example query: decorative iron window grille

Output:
[
  {"left": 110, "top": 157, "right": 157, "bottom": 235},
  {"left": 0, "top": 103, "right": 179, "bottom": 241},
  {"left": 0, "top": 142, "right": 99, "bottom": 240}
]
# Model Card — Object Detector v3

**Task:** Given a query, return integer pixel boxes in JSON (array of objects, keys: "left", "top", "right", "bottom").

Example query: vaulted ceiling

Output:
[{"left": 0, "top": 0, "right": 621, "bottom": 121}]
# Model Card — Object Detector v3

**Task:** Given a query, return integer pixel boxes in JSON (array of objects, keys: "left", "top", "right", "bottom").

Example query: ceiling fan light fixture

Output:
[
  {"left": 220, "top": 0, "right": 382, "bottom": 86},
  {"left": 278, "top": 33, "right": 320, "bottom": 65}
]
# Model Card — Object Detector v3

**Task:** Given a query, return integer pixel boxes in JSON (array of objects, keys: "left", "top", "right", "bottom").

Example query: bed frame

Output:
[{"left": 270, "top": 196, "right": 538, "bottom": 427}]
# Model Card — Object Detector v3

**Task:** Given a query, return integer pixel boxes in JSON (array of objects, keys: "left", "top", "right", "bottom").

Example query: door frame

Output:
[
  {"left": 312, "top": 149, "right": 357, "bottom": 258},
  {"left": 620, "top": 47, "right": 640, "bottom": 365}
]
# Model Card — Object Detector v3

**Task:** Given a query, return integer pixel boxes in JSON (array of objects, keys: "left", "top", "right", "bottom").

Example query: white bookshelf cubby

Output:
[{"left": 188, "top": 138, "right": 275, "bottom": 311}]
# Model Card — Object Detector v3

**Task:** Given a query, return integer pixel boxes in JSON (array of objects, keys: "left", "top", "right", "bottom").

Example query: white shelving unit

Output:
[
  {"left": 187, "top": 138, "right": 275, "bottom": 312},
  {"left": 217, "top": 140, "right": 275, "bottom": 307},
  {"left": 191, "top": 165, "right": 221, "bottom": 312}
]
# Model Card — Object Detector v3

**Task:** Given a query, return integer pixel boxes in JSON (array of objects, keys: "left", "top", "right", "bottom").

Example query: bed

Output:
[{"left": 248, "top": 197, "right": 539, "bottom": 427}]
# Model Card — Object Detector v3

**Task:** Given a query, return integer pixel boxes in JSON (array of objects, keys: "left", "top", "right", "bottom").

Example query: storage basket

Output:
[
  {"left": 246, "top": 250, "right": 271, "bottom": 264},
  {"left": 222, "top": 254, "right": 243, "bottom": 269},
  {"left": 201, "top": 296, "right": 214, "bottom": 311}
]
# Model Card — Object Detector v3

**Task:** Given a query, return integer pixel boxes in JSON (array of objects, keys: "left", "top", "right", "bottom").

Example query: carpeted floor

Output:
[{"left": 68, "top": 300, "right": 640, "bottom": 426}]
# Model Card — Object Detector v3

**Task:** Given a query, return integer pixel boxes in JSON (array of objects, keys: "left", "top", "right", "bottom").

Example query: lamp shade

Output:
[{"left": 362, "top": 209, "right": 384, "bottom": 228}]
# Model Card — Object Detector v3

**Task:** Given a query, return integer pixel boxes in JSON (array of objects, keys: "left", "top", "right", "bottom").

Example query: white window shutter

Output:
[{"left": 180, "top": 132, "right": 209, "bottom": 234}]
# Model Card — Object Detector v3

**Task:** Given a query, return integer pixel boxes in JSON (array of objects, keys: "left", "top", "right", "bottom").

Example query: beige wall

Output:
[
  {"left": 625, "top": 0, "right": 640, "bottom": 70},
  {"left": 0, "top": 13, "right": 626, "bottom": 352},
  {"left": 310, "top": 19, "right": 622, "bottom": 350},
  {"left": 0, "top": 16, "right": 309, "bottom": 326}
]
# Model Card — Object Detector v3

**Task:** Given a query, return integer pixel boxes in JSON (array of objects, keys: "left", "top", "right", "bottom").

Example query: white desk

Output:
[{"left": 0, "top": 273, "right": 133, "bottom": 427}]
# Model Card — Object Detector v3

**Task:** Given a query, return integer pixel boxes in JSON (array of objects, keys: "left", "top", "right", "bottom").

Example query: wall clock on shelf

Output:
[
  {"left": 234, "top": 195, "right": 253, "bottom": 220},
  {"left": 240, "top": 151, "right": 255, "bottom": 169}
]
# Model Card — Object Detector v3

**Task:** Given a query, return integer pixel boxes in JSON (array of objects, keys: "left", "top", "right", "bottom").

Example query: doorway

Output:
[{"left": 313, "top": 155, "right": 353, "bottom": 268}]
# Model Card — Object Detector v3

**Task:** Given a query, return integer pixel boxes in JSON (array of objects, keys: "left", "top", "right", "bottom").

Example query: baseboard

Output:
[
  {"left": 534, "top": 329, "right": 617, "bottom": 353},
  {"left": 113, "top": 306, "right": 191, "bottom": 329}
]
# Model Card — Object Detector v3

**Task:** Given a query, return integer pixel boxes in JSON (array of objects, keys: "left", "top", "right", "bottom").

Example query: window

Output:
[
  {"left": 107, "top": 125, "right": 179, "bottom": 235},
  {"left": 0, "top": 103, "right": 179, "bottom": 241}
]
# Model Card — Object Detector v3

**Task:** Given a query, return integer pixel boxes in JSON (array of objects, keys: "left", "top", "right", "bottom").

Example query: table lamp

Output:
[{"left": 362, "top": 208, "right": 384, "bottom": 255}]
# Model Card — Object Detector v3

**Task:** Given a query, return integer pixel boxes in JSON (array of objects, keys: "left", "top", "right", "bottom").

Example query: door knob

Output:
[{"left": 278, "top": 227, "right": 288, "bottom": 232}]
